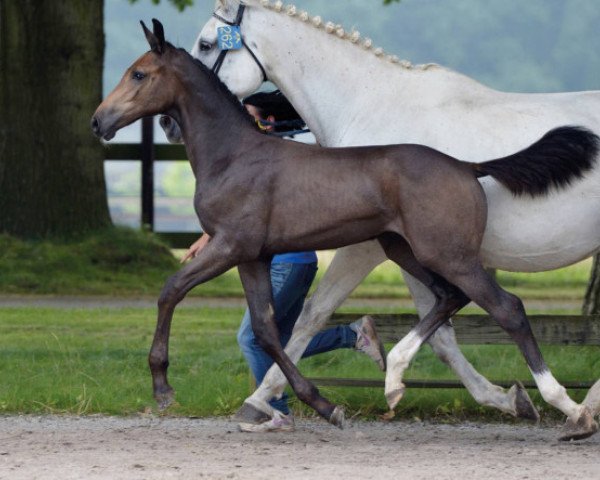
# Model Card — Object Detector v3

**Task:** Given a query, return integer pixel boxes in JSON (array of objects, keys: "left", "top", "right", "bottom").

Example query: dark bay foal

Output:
[{"left": 92, "top": 20, "right": 599, "bottom": 439}]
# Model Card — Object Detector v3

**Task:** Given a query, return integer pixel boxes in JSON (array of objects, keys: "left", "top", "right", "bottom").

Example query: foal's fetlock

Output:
[
  {"left": 509, "top": 382, "right": 539, "bottom": 422},
  {"left": 559, "top": 406, "right": 599, "bottom": 441}
]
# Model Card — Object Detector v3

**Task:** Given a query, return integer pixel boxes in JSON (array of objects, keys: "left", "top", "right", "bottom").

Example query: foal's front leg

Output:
[
  {"left": 237, "top": 260, "right": 345, "bottom": 427},
  {"left": 237, "top": 241, "right": 387, "bottom": 422},
  {"left": 149, "top": 236, "right": 240, "bottom": 410}
]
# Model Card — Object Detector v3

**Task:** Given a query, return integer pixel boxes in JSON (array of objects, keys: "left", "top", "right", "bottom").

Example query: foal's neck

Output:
[{"left": 171, "top": 57, "right": 262, "bottom": 179}]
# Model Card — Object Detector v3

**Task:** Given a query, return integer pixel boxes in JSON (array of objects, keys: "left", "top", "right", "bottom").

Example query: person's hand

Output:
[{"left": 181, "top": 234, "right": 211, "bottom": 263}]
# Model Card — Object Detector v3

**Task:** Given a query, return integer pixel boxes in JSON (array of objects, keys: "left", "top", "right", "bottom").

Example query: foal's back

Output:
[{"left": 258, "top": 138, "right": 487, "bottom": 258}]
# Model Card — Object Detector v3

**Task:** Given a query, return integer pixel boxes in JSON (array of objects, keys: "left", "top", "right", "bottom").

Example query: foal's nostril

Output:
[{"left": 91, "top": 116, "right": 100, "bottom": 135}]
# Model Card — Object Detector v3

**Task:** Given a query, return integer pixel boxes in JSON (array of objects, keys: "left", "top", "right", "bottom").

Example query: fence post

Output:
[{"left": 141, "top": 116, "right": 155, "bottom": 230}]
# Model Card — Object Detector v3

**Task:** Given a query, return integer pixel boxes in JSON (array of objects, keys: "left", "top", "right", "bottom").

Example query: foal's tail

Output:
[{"left": 471, "top": 126, "right": 599, "bottom": 196}]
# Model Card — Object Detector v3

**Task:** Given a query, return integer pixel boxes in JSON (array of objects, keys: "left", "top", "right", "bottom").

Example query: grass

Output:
[
  {"left": 0, "top": 228, "right": 178, "bottom": 295},
  {"left": 0, "top": 228, "right": 595, "bottom": 420},
  {"left": 0, "top": 306, "right": 596, "bottom": 421},
  {"left": 0, "top": 229, "right": 594, "bottom": 302}
]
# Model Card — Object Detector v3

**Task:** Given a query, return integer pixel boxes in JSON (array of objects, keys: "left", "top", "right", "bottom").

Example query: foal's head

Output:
[{"left": 92, "top": 19, "right": 182, "bottom": 141}]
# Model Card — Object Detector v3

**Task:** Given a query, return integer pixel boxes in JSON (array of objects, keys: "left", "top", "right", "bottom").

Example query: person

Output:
[{"left": 182, "top": 91, "right": 386, "bottom": 432}]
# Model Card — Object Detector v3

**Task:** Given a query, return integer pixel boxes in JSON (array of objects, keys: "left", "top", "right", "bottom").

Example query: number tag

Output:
[{"left": 217, "top": 25, "right": 242, "bottom": 51}]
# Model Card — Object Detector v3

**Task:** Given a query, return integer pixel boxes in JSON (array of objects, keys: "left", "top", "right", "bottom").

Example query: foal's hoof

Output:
[
  {"left": 559, "top": 407, "right": 599, "bottom": 441},
  {"left": 385, "top": 386, "right": 405, "bottom": 411},
  {"left": 329, "top": 406, "right": 346, "bottom": 429},
  {"left": 512, "top": 382, "right": 539, "bottom": 422},
  {"left": 233, "top": 401, "right": 272, "bottom": 425},
  {"left": 154, "top": 388, "right": 175, "bottom": 411}
]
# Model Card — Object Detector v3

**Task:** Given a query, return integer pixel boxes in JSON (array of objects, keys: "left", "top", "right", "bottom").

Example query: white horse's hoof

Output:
[
  {"left": 511, "top": 382, "right": 540, "bottom": 422},
  {"left": 233, "top": 401, "right": 272, "bottom": 424},
  {"left": 385, "top": 385, "right": 405, "bottom": 410},
  {"left": 559, "top": 407, "right": 599, "bottom": 441},
  {"left": 329, "top": 406, "right": 346, "bottom": 429}
]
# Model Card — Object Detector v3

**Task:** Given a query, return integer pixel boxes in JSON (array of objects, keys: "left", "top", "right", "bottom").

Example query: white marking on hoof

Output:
[{"left": 533, "top": 370, "right": 584, "bottom": 420}]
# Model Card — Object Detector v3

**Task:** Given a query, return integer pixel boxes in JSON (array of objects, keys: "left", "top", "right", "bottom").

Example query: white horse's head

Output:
[{"left": 191, "top": 0, "right": 266, "bottom": 98}]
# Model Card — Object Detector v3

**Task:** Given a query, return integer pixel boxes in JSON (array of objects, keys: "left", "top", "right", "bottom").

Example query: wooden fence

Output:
[
  {"left": 104, "top": 117, "right": 197, "bottom": 248},
  {"left": 311, "top": 313, "right": 600, "bottom": 390}
]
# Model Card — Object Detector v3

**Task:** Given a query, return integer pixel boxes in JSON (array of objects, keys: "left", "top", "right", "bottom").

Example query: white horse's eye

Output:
[{"left": 199, "top": 40, "right": 212, "bottom": 51}]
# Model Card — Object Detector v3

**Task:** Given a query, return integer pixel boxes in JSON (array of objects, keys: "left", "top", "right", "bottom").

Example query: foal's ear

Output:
[{"left": 140, "top": 19, "right": 165, "bottom": 54}]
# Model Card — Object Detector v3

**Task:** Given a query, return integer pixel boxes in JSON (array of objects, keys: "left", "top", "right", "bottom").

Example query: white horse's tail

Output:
[{"left": 472, "top": 126, "right": 599, "bottom": 197}]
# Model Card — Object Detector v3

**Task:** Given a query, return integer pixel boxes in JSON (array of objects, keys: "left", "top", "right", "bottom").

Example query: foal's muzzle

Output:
[{"left": 90, "top": 114, "right": 116, "bottom": 141}]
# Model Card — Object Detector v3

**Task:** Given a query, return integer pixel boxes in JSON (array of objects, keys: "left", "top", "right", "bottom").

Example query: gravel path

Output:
[{"left": 0, "top": 415, "right": 598, "bottom": 480}]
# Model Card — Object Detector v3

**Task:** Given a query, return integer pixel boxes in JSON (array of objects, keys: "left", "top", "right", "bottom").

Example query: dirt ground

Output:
[{"left": 0, "top": 415, "right": 598, "bottom": 480}]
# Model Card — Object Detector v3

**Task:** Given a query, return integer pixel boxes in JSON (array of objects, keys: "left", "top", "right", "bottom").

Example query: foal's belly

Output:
[{"left": 478, "top": 175, "right": 600, "bottom": 272}]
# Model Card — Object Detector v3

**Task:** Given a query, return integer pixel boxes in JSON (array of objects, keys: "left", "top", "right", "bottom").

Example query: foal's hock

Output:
[{"left": 91, "top": 19, "right": 599, "bottom": 440}]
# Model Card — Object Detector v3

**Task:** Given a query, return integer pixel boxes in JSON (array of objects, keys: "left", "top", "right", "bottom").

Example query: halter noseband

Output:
[{"left": 211, "top": 5, "right": 268, "bottom": 82}]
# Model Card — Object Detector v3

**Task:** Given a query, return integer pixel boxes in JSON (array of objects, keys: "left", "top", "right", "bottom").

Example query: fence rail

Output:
[
  {"left": 104, "top": 117, "right": 193, "bottom": 247},
  {"left": 310, "top": 313, "right": 600, "bottom": 390}
]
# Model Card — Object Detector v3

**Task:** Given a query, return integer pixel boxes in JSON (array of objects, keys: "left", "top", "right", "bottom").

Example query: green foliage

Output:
[
  {"left": 160, "top": 163, "right": 195, "bottom": 198},
  {"left": 129, "top": 0, "right": 194, "bottom": 12}
]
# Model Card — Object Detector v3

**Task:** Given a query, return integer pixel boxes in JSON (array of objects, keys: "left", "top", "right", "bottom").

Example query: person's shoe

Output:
[
  {"left": 351, "top": 315, "right": 386, "bottom": 371},
  {"left": 238, "top": 410, "right": 295, "bottom": 433}
]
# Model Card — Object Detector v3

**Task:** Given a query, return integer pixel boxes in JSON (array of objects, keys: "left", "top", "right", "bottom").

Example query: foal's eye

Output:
[
  {"left": 199, "top": 41, "right": 212, "bottom": 51},
  {"left": 132, "top": 71, "right": 146, "bottom": 81}
]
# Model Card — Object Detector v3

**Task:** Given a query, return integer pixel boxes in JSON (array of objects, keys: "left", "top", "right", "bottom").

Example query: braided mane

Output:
[{"left": 231, "top": 0, "right": 439, "bottom": 71}]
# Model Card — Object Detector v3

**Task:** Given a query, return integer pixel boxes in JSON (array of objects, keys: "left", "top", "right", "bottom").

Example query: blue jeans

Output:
[{"left": 237, "top": 262, "right": 357, "bottom": 414}]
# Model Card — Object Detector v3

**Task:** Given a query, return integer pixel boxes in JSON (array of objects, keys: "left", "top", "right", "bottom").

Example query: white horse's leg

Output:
[
  {"left": 387, "top": 272, "right": 538, "bottom": 419},
  {"left": 584, "top": 379, "right": 600, "bottom": 416},
  {"left": 236, "top": 240, "right": 387, "bottom": 422}
]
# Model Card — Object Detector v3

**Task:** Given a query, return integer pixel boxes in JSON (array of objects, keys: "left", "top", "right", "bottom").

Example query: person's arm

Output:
[{"left": 180, "top": 234, "right": 211, "bottom": 263}]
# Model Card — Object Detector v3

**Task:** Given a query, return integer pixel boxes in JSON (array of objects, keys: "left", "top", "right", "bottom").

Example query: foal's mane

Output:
[
  {"left": 173, "top": 44, "right": 258, "bottom": 130},
  {"left": 237, "top": 0, "right": 439, "bottom": 71}
]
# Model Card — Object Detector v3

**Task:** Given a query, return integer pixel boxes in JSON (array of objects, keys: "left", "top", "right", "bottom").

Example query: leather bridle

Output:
[{"left": 211, "top": 5, "right": 268, "bottom": 82}]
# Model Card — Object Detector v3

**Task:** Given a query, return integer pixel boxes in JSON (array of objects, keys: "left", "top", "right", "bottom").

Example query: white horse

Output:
[{"left": 188, "top": 0, "right": 600, "bottom": 438}]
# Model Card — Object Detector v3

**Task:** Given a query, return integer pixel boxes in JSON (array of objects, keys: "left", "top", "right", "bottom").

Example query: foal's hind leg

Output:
[
  {"left": 378, "top": 234, "right": 471, "bottom": 410},
  {"left": 440, "top": 262, "right": 598, "bottom": 441},
  {"left": 237, "top": 260, "right": 345, "bottom": 427},
  {"left": 403, "top": 272, "right": 538, "bottom": 420},
  {"left": 237, "top": 241, "right": 387, "bottom": 423}
]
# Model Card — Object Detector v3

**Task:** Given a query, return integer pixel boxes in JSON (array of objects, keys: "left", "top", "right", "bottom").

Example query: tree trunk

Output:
[
  {"left": 0, "top": 0, "right": 111, "bottom": 238},
  {"left": 583, "top": 253, "right": 600, "bottom": 315}
]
